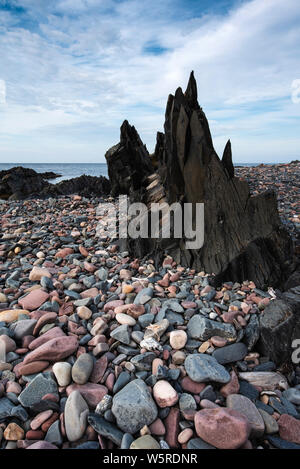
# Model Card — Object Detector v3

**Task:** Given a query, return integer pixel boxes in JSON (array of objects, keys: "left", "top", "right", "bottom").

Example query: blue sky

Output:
[{"left": 0, "top": 0, "right": 299, "bottom": 163}]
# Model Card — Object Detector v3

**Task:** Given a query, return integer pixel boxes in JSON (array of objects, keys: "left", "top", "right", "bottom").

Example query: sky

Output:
[{"left": 0, "top": 0, "right": 299, "bottom": 164}]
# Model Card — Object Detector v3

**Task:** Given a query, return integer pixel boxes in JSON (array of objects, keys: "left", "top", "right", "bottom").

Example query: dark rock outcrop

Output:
[
  {"left": 0, "top": 167, "right": 49, "bottom": 200},
  {"left": 0, "top": 167, "right": 111, "bottom": 200},
  {"left": 105, "top": 120, "right": 153, "bottom": 200},
  {"left": 119, "top": 72, "right": 295, "bottom": 289},
  {"left": 257, "top": 293, "right": 300, "bottom": 365}
]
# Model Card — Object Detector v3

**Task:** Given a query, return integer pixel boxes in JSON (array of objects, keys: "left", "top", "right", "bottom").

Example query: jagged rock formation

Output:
[
  {"left": 105, "top": 120, "right": 153, "bottom": 200},
  {"left": 0, "top": 167, "right": 111, "bottom": 200},
  {"left": 110, "top": 72, "right": 295, "bottom": 289}
]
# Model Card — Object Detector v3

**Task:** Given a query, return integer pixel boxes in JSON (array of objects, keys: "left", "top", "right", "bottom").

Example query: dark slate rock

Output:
[
  {"left": 0, "top": 397, "right": 15, "bottom": 419},
  {"left": 187, "top": 438, "right": 216, "bottom": 449},
  {"left": 130, "top": 352, "right": 156, "bottom": 371},
  {"left": 18, "top": 374, "right": 58, "bottom": 408},
  {"left": 212, "top": 342, "right": 248, "bottom": 365},
  {"left": 187, "top": 315, "right": 236, "bottom": 341},
  {"left": 88, "top": 413, "right": 124, "bottom": 445},
  {"left": 184, "top": 354, "right": 230, "bottom": 384},
  {"left": 267, "top": 435, "right": 300, "bottom": 450}
]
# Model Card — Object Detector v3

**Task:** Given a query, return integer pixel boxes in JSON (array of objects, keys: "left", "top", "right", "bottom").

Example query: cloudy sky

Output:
[{"left": 0, "top": 0, "right": 299, "bottom": 163}]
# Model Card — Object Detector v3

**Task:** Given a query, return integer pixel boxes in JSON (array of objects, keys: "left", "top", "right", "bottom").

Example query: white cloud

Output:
[
  {"left": 0, "top": 79, "right": 6, "bottom": 104},
  {"left": 0, "top": 0, "right": 299, "bottom": 162}
]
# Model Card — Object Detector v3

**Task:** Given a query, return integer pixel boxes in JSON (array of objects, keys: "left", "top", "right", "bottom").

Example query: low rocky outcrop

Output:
[{"left": 0, "top": 167, "right": 111, "bottom": 200}]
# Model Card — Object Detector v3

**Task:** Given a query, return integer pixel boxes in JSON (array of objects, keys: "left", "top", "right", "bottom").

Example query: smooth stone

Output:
[
  {"left": 116, "top": 313, "right": 136, "bottom": 326},
  {"left": 130, "top": 352, "right": 156, "bottom": 371},
  {"left": 169, "top": 330, "right": 187, "bottom": 350},
  {"left": 26, "top": 441, "right": 58, "bottom": 449},
  {"left": 113, "top": 371, "right": 131, "bottom": 394},
  {"left": 88, "top": 413, "right": 124, "bottom": 445},
  {"left": 30, "top": 410, "right": 53, "bottom": 430},
  {"left": 18, "top": 290, "right": 49, "bottom": 311},
  {"left": 29, "top": 266, "right": 51, "bottom": 281},
  {"left": 212, "top": 343, "right": 248, "bottom": 364},
  {"left": 266, "top": 435, "right": 300, "bottom": 450},
  {"left": 0, "top": 398, "right": 16, "bottom": 419},
  {"left": 3, "top": 423, "right": 25, "bottom": 441},
  {"left": 28, "top": 327, "right": 65, "bottom": 350},
  {"left": 53, "top": 362, "right": 72, "bottom": 387},
  {"left": 187, "top": 437, "right": 216, "bottom": 449},
  {"left": 0, "top": 310, "right": 30, "bottom": 323},
  {"left": 66, "top": 383, "right": 108, "bottom": 408},
  {"left": 258, "top": 409, "right": 279, "bottom": 434},
  {"left": 10, "top": 319, "right": 37, "bottom": 341},
  {"left": 153, "top": 380, "right": 178, "bottom": 408},
  {"left": 72, "top": 353, "right": 94, "bottom": 385},
  {"left": 226, "top": 394, "right": 265, "bottom": 437},
  {"left": 187, "top": 315, "right": 236, "bottom": 341},
  {"left": 77, "top": 306, "right": 92, "bottom": 320},
  {"left": 111, "top": 379, "right": 158, "bottom": 433},
  {"left": 194, "top": 408, "right": 251, "bottom": 449},
  {"left": 110, "top": 324, "right": 131, "bottom": 345},
  {"left": 23, "top": 336, "right": 78, "bottom": 364},
  {"left": 134, "top": 288, "right": 153, "bottom": 305},
  {"left": 130, "top": 435, "right": 160, "bottom": 449},
  {"left": 121, "top": 433, "right": 134, "bottom": 449},
  {"left": 18, "top": 373, "right": 58, "bottom": 408},
  {"left": 278, "top": 414, "right": 300, "bottom": 444},
  {"left": 0, "top": 335, "right": 16, "bottom": 353},
  {"left": 45, "top": 420, "right": 63, "bottom": 446},
  {"left": 64, "top": 390, "right": 89, "bottom": 442},
  {"left": 282, "top": 388, "right": 300, "bottom": 405},
  {"left": 185, "top": 354, "right": 230, "bottom": 384}
]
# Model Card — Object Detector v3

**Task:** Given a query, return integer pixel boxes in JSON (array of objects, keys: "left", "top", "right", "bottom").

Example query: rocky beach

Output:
[{"left": 0, "top": 74, "right": 299, "bottom": 451}]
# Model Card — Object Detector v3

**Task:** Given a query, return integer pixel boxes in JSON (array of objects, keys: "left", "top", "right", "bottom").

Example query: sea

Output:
[{"left": 0, "top": 162, "right": 261, "bottom": 183}]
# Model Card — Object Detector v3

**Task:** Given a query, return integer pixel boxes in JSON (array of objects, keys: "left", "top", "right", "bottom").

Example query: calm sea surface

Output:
[{"left": 0, "top": 162, "right": 264, "bottom": 184}]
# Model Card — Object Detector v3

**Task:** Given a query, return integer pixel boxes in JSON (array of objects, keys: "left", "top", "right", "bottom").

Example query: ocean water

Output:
[
  {"left": 0, "top": 163, "right": 108, "bottom": 183},
  {"left": 0, "top": 162, "right": 262, "bottom": 183}
]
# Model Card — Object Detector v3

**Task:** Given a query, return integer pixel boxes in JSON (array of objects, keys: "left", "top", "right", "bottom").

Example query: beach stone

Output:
[
  {"left": 77, "top": 306, "right": 92, "bottom": 320},
  {"left": 18, "top": 373, "right": 58, "bottom": 408},
  {"left": 53, "top": 362, "right": 72, "bottom": 387},
  {"left": 187, "top": 437, "right": 216, "bottom": 449},
  {"left": 0, "top": 397, "right": 15, "bottom": 419},
  {"left": 66, "top": 383, "right": 108, "bottom": 408},
  {"left": 278, "top": 414, "right": 300, "bottom": 444},
  {"left": 111, "top": 379, "right": 157, "bottom": 433},
  {"left": 212, "top": 343, "right": 248, "bottom": 364},
  {"left": 194, "top": 408, "right": 251, "bottom": 449},
  {"left": 149, "top": 418, "right": 165, "bottom": 436},
  {"left": 26, "top": 441, "right": 58, "bottom": 449},
  {"left": 153, "top": 380, "right": 178, "bottom": 408},
  {"left": 72, "top": 353, "right": 94, "bottom": 385},
  {"left": 45, "top": 420, "right": 62, "bottom": 446},
  {"left": 226, "top": 394, "right": 265, "bottom": 437},
  {"left": 55, "top": 248, "right": 74, "bottom": 258},
  {"left": 88, "top": 413, "right": 124, "bottom": 445},
  {"left": 210, "top": 336, "right": 227, "bottom": 347},
  {"left": 178, "top": 428, "right": 193, "bottom": 444},
  {"left": 282, "top": 388, "right": 300, "bottom": 405},
  {"left": 185, "top": 353, "right": 230, "bottom": 384},
  {"left": 164, "top": 407, "right": 180, "bottom": 448},
  {"left": 0, "top": 310, "right": 29, "bottom": 323},
  {"left": 30, "top": 410, "right": 53, "bottom": 430},
  {"left": 23, "top": 336, "right": 78, "bottom": 364},
  {"left": 110, "top": 324, "right": 131, "bottom": 345},
  {"left": 258, "top": 409, "right": 279, "bottom": 434},
  {"left": 28, "top": 327, "right": 65, "bottom": 350},
  {"left": 169, "top": 330, "right": 187, "bottom": 350},
  {"left": 64, "top": 390, "right": 89, "bottom": 442},
  {"left": 29, "top": 267, "right": 51, "bottom": 282},
  {"left": 180, "top": 377, "right": 206, "bottom": 394},
  {"left": 14, "top": 360, "right": 49, "bottom": 377},
  {"left": 11, "top": 319, "right": 37, "bottom": 340},
  {"left": 0, "top": 335, "right": 16, "bottom": 353},
  {"left": 4, "top": 423, "right": 24, "bottom": 441},
  {"left": 18, "top": 290, "right": 49, "bottom": 311},
  {"left": 187, "top": 315, "right": 237, "bottom": 341},
  {"left": 130, "top": 352, "right": 156, "bottom": 371},
  {"left": 115, "top": 313, "right": 136, "bottom": 326},
  {"left": 134, "top": 288, "right": 153, "bottom": 305},
  {"left": 220, "top": 370, "right": 240, "bottom": 397},
  {"left": 130, "top": 435, "right": 160, "bottom": 449}
]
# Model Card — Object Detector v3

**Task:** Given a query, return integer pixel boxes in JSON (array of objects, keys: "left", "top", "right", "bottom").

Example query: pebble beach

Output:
[{"left": 0, "top": 163, "right": 299, "bottom": 450}]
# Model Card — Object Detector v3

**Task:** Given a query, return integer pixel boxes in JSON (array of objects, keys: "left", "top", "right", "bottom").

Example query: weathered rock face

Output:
[
  {"left": 105, "top": 120, "right": 153, "bottom": 199},
  {"left": 123, "top": 72, "right": 294, "bottom": 289},
  {"left": 40, "top": 174, "right": 111, "bottom": 198},
  {"left": 0, "top": 167, "right": 50, "bottom": 200},
  {"left": 258, "top": 294, "right": 300, "bottom": 365}
]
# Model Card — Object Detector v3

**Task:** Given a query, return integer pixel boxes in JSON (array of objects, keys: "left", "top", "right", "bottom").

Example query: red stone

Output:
[
  {"left": 278, "top": 414, "right": 300, "bottom": 444},
  {"left": 66, "top": 383, "right": 108, "bottom": 408},
  {"left": 24, "top": 336, "right": 78, "bottom": 364},
  {"left": 220, "top": 370, "right": 240, "bottom": 397},
  {"left": 14, "top": 360, "right": 49, "bottom": 377},
  {"left": 18, "top": 289, "right": 49, "bottom": 311},
  {"left": 181, "top": 377, "right": 206, "bottom": 394},
  {"left": 164, "top": 407, "right": 180, "bottom": 448},
  {"left": 194, "top": 408, "right": 251, "bottom": 449},
  {"left": 28, "top": 327, "right": 65, "bottom": 350}
]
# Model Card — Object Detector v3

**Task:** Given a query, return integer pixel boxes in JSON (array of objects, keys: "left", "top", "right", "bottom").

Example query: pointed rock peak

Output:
[
  {"left": 222, "top": 139, "right": 234, "bottom": 178},
  {"left": 184, "top": 71, "right": 198, "bottom": 106}
]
